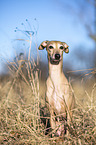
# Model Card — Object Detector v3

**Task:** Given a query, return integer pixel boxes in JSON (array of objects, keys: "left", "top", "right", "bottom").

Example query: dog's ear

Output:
[
  {"left": 62, "top": 42, "right": 69, "bottom": 53},
  {"left": 38, "top": 40, "right": 48, "bottom": 50}
]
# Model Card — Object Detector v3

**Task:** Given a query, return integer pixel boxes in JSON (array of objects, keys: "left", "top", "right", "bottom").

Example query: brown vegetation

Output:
[{"left": 0, "top": 57, "right": 96, "bottom": 144}]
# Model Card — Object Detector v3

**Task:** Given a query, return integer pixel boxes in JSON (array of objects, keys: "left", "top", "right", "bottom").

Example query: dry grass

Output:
[
  {"left": 0, "top": 22, "right": 96, "bottom": 144},
  {"left": 0, "top": 56, "right": 96, "bottom": 144}
]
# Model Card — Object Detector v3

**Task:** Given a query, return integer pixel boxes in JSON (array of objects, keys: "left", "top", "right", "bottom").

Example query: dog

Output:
[{"left": 38, "top": 40, "right": 75, "bottom": 136}]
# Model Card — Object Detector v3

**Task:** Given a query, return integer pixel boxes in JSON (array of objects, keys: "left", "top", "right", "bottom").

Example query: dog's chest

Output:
[
  {"left": 47, "top": 78, "right": 69, "bottom": 113},
  {"left": 53, "top": 91, "right": 63, "bottom": 112},
  {"left": 53, "top": 85, "right": 68, "bottom": 111}
]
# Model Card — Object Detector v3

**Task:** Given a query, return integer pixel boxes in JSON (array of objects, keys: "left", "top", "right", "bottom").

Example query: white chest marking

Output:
[{"left": 53, "top": 91, "right": 62, "bottom": 112}]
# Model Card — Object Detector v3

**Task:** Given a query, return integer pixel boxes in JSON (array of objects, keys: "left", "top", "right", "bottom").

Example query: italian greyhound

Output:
[{"left": 38, "top": 40, "right": 75, "bottom": 136}]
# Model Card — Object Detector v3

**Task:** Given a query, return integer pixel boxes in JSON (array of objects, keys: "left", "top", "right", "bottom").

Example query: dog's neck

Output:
[{"left": 48, "top": 59, "right": 63, "bottom": 82}]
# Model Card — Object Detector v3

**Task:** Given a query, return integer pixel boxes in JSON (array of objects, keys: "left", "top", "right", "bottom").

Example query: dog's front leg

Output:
[
  {"left": 66, "top": 109, "right": 72, "bottom": 136},
  {"left": 49, "top": 108, "right": 56, "bottom": 136}
]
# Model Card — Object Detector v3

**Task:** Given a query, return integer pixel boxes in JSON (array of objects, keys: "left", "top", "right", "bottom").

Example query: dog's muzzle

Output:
[{"left": 50, "top": 53, "right": 61, "bottom": 65}]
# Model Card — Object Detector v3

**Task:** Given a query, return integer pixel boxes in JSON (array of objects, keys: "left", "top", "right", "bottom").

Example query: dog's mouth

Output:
[{"left": 50, "top": 55, "right": 61, "bottom": 65}]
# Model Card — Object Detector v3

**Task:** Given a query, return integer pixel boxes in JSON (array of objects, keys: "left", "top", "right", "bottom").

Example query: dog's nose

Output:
[{"left": 55, "top": 54, "right": 60, "bottom": 60}]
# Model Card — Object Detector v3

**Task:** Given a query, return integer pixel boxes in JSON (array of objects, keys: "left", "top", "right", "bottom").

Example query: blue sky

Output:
[{"left": 0, "top": 0, "right": 95, "bottom": 74}]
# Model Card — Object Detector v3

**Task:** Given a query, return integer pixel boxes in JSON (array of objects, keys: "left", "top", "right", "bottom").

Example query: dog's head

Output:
[{"left": 38, "top": 40, "right": 69, "bottom": 65}]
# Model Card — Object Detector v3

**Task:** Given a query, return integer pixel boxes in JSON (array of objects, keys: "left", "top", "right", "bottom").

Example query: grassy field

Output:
[{"left": 0, "top": 57, "right": 96, "bottom": 145}]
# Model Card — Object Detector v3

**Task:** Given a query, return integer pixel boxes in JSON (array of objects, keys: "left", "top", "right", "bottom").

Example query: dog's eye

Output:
[
  {"left": 49, "top": 46, "right": 54, "bottom": 49},
  {"left": 59, "top": 46, "right": 64, "bottom": 50},
  {"left": 64, "top": 47, "right": 68, "bottom": 50}
]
